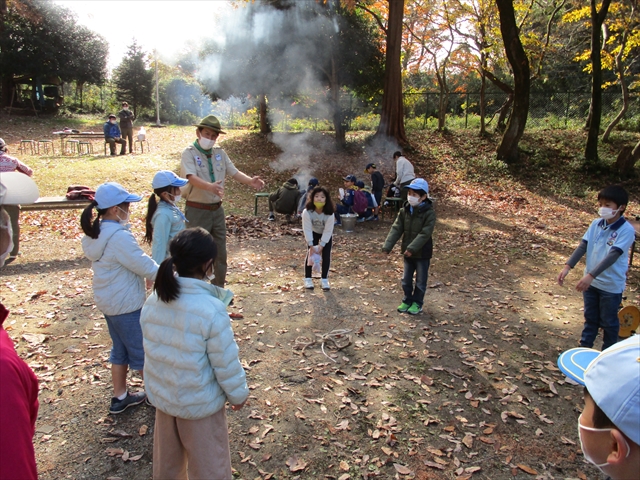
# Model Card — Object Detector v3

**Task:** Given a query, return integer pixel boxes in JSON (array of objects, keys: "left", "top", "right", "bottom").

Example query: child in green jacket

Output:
[{"left": 382, "top": 179, "right": 435, "bottom": 315}]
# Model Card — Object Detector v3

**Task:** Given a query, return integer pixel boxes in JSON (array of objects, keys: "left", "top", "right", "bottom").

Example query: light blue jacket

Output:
[
  {"left": 141, "top": 278, "right": 247, "bottom": 419},
  {"left": 81, "top": 220, "right": 158, "bottom": 316},
  {"left": 151, "top": 201, "right": 186, "bottom": 265}
]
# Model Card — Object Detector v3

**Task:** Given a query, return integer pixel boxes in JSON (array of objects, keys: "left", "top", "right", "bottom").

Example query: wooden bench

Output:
[{"left": 21, "top": 196, "right": 92, "bottom": 211}]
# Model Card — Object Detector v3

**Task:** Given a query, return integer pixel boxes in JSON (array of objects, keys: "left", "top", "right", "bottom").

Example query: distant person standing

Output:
[
  {"left": 118, "top": 102, "right": 135, "bottom": 154},
  {"left": 364, "top": 163, "right": 384, "bottom": 221},
  {"left": 104, "top": 114, "right": 126, "bottom": 156},
  {"left": 180, "top": 115, "right": 265, "bottom": 287},
  {"left": 0, "top": 138, "right": 34, "bottom": 261},
  {"left": 393, "top": 151, "right": 415, "bottom": 202}
]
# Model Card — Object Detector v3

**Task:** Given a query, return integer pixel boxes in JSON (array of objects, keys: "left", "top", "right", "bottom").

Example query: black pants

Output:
[{"left": 305, "top": 232, "right": 332, "bottom": 279}]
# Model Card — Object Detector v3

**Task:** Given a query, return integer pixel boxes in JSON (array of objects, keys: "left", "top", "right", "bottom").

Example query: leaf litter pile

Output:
[{"left": 1, "top": 122, "right": 639, "bottom": 479}]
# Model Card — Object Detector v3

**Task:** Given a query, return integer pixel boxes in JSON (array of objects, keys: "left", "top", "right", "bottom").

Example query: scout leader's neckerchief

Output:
[{"left": 193, "top": 140, "right": 215, "bottom": 182}]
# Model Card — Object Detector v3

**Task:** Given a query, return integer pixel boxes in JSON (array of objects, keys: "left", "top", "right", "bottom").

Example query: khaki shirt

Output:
[{"left": 180, "top": 145, "right": 239, "bottom": 204}]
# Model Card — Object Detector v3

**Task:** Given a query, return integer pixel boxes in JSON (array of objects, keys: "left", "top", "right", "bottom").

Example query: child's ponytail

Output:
[
  {"left": 154, "top": 256, "right": 180, "bottom": 303},
  {"left": 80, "top": 201, "right": 107, "bottom": 239},
  {"left": 144, "top": 193, "right": 159, "bottom": 244}
]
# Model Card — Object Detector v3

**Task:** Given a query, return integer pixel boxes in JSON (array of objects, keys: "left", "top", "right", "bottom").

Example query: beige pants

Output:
[{"left": 153, "top": 408, "right": 232, "bottom": 480}]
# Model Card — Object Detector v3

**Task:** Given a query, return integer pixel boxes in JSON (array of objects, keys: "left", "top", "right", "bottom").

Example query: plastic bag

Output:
[{"left": 307, "top": 247, "right": 321, "bottom": 274}]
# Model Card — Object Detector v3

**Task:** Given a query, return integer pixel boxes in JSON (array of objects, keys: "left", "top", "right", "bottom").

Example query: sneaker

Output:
[
  {"left": 145, "top": 397, "right": 154, "bottom": 407},
  {"left": 109, "top": 391, "right": 146, "bottom": 414},
  {"left": 397, "top": 302, "right": 411, "bottom": 313},
  {"left": 407, "top": 303, "right": 422, "bottom": 315},
  {"left": 373, "top": 215, "right": 379, "bottom": 221},
  {"left": 357, "top": 217, "right": 365, "bottom": 223},
  {"left": 334, "top": 221, "right": 341, "bottom": 226},
  {"left": 365, "top": 215, "right": 375, "bottom": 221},
  {"left": 321, "top": 279, "right": 330, "bottom": 290},
  {"left": 268, "top": 213, "right": 275, "bottom": 221},
  {"left": 304, "top": 278, "right": 314, "bottom": 289}
]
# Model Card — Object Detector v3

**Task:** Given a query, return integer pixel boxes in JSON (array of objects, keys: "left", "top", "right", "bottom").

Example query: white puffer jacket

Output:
[
  {"left": 140, "top": 277, "right": 248, "bottom": 419},
  {"left": 81, "top": 220, "right": 158, "bottom": 316}
]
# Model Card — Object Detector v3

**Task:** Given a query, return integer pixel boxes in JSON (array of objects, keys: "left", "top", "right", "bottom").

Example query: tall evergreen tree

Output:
[{"left": 113, "top": 41, "right": 154, "bottom": 117}]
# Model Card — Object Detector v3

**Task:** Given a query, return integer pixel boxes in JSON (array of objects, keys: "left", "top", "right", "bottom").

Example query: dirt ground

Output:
[{"left": 1, "top": 119, "right": 638, "bottom": 480}]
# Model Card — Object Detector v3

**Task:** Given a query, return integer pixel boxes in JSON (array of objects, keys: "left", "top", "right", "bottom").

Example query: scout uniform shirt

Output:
[
  {"left": 583, "top": 216, "right": 636, "bottom": 293},
  {"left": 180, "top": 144, "right": 239, "bottom": 204}
]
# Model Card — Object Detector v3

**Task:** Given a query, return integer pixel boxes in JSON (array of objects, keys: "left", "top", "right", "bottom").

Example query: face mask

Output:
[
  {"left": 0, "top": 222, "right": 13, "bottom": 268},
  {"left": 407, "top": 196, "right": 421, "bottom": 207},
  {"left": 110, "top": 119, "right": 116, "bottom": 124},
  {"left": 205, "top": 263, "right": 215, "bottom": 281},
  {"left": 198, "top": 137, "right": 215, "bottom": 150},
  {"left": 167, "top": 193, "right": 181, "bottom": 205},
  {"left": 578, "top": 414, "right": 630, "bottom": 472},
  {"left": 598, "top": 207, "right": 620, "bottom": 220},
  {"left": 314, "top": 202, "right": 325, "bottom": 210},
  {"left": 116, "top": 207, "right": 130, "bottom": 225}
]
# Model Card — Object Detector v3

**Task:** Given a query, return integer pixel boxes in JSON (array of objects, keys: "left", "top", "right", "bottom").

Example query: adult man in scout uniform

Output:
[{"left": 180, "top": 115, "right": 265, "bottom": 287}]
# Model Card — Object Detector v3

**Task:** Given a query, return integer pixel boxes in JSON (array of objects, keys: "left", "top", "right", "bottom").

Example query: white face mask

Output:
[
  {"left": 0, "top": 221, "right": 13, "bottom": 268},
  {"left": 598, "top": 207, "right": 620, "bottom": 220},
  {"left": 577, "top": 414, "right": 630, "bottom": 472},
  {"left": 109, "top": 119, "right": 116, "bottom": 124},
  {"left": 205, "top": 262, "right": 215, "bottom": 281},
  {"left": 116, "top": 207, "right": 130, "bottom": 225},
  {"left": 198, "top": 137, "right": 215, "bottom": 150},
  {"left": 171, "top": 194, "right": 181, "bottom": 204},
  {"left": 407, "top": 195, "right": 421, "bottom": 207}
]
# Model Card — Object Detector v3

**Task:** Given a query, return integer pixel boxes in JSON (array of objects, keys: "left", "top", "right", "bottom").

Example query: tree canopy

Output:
[{"left": 112, "top": 41, "right": 154, "bottom": 117}]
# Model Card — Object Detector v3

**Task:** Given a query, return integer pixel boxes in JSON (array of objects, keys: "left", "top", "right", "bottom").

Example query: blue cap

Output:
[
  {"left": 355, "top": 180, "right": 365, "bottom": 189},
  {"left": 404, "top": 178, "right": 429, "bottom": 193},
  {"left": 557, "top": 336, "right": 640, "bottom": 444},
  {"left": 343, "top": 174, "right": 357, "bottom": 183},
  {"left": 95, "top": 182, "right": 142, "bottom": 210},
  {"left": 308, "top": 177, "right": 319, "bottom": 187},
  {"left": 152, "top": 171, "right": 188, "bottom": 189}
]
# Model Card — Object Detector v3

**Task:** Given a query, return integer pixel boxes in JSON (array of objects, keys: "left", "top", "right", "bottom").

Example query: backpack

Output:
[{"left": 352, "top": 189, "right": 368, "bottom": 215}]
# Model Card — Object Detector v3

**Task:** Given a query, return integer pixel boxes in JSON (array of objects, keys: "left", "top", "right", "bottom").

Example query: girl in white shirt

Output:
[{"left": 301, "top": 186, "right": 335, "bottom": 291}]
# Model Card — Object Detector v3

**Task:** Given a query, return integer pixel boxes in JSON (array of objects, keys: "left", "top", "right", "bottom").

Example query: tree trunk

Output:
[
  {"left": 584, "top": 0, "right": 613, "bottom": 163},
  {"left": 375, "top": 0, "right": 408, "bottom": 146},
  {"left": 259, "top": 94, "right": 271, "bottom": 134},
  {"left": 479, "top": 56, "right": 487, "bottom": 136},
  {"left": 602, "top": 28, "right": 629, "bottom": 142},
  {"left": 495, "top": 0, "right": 530, "bottom": 163},
  {"left": 329, "top": 53, "right": 346, "bottom": 148},
  {"left": 615, "top": 140, "right": 640, "bottom": 176}
]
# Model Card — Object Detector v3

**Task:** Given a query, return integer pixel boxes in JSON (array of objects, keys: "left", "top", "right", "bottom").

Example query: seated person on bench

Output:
[{"left": 104, "top": 114, "right": 127, "bottom": 156}]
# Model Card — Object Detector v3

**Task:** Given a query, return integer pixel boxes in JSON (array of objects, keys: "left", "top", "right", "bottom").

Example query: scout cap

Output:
[
  {"left": 343, "top": 174, "right": 357, "bottom": 183},
  {"left": 308, "top": 178, "right": 319, "bottom": 187},
  {"left": 364, "top": 163, "right": 376, "bottom": 173},
  {"left": 152, "top": 171, "right": 188, "bottom": 189},
  {"left": 95, "top": 182, "right": 142, "bottom": 210},
  {"left": 108, "top": 114, "right": 116, "bottom": 119},
  {"left": 0, "top": 172, "right": 39, "bottom": 206},
  {"left": 405, "top": 178, "right": 429, "bottom": 194},
  {"left": 557, "top": 336, "right": 640, "bottom": 445},
  {"left": 355, "top": 180, "right": 365, "bottom": 189},
  {"left": 194, "top": 115, "right": 226, "bottom": 135}
]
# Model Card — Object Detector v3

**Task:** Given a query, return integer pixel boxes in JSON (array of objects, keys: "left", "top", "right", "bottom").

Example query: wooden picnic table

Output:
[{"left": 52, "top": 131, "right": 104, "bottom": 153}]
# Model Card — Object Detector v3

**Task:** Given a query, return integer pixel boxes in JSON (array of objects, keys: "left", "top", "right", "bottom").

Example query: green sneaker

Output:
[
  {"left": 397, "top": 302, "right": 411, "bottom": 313},
  {"left": 407, "top": 303, "right": 422, "bottom": 315}
]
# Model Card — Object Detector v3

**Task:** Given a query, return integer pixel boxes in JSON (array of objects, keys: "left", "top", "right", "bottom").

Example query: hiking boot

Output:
[
  {"left": 321, "top": 279, "right": 330, "bottom": 291},
  {"left": 397, "top": 302, "right": 411, "bottom": 313},
  {"left": 304, "top": 278, "right": 314, "bottom": 289},
  {"left": 109, "top": 391, "right": 146, "bottom": 414},
  {"left": 268, "top": 213, "right": 275, "bottom": 221},
  {"left": 407, "top": 303, "right": 422, "bottom": 315}
]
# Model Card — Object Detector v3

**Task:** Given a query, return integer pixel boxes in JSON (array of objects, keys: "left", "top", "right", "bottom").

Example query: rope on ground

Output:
[{"left": 293, "top": 328, "right": 353, "bottom": 362}]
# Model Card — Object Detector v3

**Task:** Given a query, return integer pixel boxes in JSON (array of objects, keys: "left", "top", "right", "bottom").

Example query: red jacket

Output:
[{"left": 0, "top": 303, "right": 39, "bottom": 480}]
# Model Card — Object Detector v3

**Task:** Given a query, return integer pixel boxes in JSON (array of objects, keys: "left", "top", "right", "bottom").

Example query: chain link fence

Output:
[{"left": 403, "top": 91, "right": 640, "bottom": 131}]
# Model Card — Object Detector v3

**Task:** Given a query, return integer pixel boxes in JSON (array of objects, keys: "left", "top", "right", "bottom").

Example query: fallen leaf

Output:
[
  {"left": 286, "top": 456, "right": 308, "bottom": 472},
  {"left": 517, "top": 464, "right": 538, "bottom": 475},
  {"left": 393, "top": 463, "right": 412, "bottom": 475},
  {"left": 340, "top": 460, "right": 349, "bottom": 471},
  {"left": 139, "top": 425, "right": 148, "bottom": 436}
]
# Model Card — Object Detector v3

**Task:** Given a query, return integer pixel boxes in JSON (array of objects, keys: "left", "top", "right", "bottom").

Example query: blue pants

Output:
[
  {"left": 402, "top": 257, "right": 430, "bottom": 307},
  {"left": 581, "top": 286, "right": 621, "bottom": 350}
]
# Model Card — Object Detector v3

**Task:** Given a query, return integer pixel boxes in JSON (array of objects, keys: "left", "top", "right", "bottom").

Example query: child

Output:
[
  {"left": 364, "top": 162, "right": 384, "bottom": 220},
  {"left": 297, "top": 177, "right": 319, "bottom": 218},
  {"left": 140, "top": 227, "right": 248, "bottom": 478},
  {"left": 382, "top": 178, "right": 435, "bottom": 315},
  {"left": 144, "top": 170, "right": 188, "bottom": 265},
  {"left": 335, "top": 174, "right": 357, "bottom": 226},
  {"left": 80, "top": 182, "right": 158, "bottom": 414},
  {"left": 302, "top": 186, "right": 335, "bottom": 291},
  {"left": 268, "top": 178, "right": 301, "bottom": 222},
  {"left": 557, "top": 336, "right": 640, "bottom": 479},
  {"left": 557, "top": 185, "right": 636, "bottom": 350},
  {"left": 355, "top": 180, "right": 377, "bottom": 222}
]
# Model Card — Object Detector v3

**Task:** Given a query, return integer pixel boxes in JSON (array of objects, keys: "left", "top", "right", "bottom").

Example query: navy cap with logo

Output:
[{"left": 343, "top": 174, "right": 357, "bottom": 183}]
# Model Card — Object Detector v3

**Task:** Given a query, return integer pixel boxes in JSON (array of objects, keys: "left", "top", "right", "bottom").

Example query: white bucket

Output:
[{"left": 341, "top": 213, "right": 358, "bottom": 232}]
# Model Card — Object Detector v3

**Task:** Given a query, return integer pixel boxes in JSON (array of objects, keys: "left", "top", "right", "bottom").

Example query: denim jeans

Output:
[
  {"left": 581, "top": 286, "right": 621, "bottom": 350},
  {"left": 402, "top": 257, "right": 430, "bottom": 307}
]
